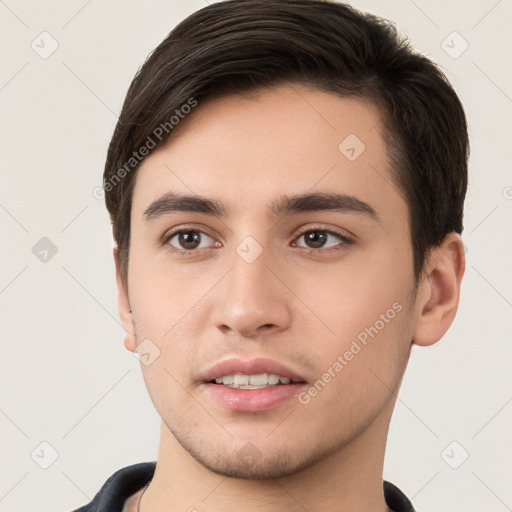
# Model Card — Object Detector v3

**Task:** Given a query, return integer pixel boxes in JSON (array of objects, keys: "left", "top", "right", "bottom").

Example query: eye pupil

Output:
[
  {"left": 179, "top": 231, "right": 201, "bottom": 249},
  {"left": 305, "top": 231, "right": 327, "bottom": 248}
]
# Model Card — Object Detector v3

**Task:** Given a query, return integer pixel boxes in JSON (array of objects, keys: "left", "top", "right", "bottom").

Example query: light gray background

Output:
[{"left": 1, "top": 1, "right": 511, "bottom": 511}]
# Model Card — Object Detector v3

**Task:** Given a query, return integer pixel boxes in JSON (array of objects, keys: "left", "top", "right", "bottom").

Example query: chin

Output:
[
  {"left": 191, "top": 448, "right": 317, "bottom": 480},
  {"left": 167, "top": 418, "right": 347, "bottom": 480}
]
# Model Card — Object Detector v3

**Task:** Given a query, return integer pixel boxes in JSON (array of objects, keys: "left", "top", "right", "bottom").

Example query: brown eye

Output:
[
  {"left": 302, "top": 230, "right": 328, "bottom": 249},
  {"left": 166, "top": 230, "right": 216, "bottom": 252},
  {"left": 295, "top": 229, "right": 352, "bottom": 250},
  {"left": 176, "top": 231, "right": 201, "bottom": 250}
]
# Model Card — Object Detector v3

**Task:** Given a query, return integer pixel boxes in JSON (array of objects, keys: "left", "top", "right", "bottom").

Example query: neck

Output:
[{"left": 140, "top": 401, "right": 394, "bottom": 512}]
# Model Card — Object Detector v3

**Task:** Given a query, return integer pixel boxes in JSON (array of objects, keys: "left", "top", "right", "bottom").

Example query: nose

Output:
[{"left": 212, "top": 246, "right": 292, "bottom": 339}]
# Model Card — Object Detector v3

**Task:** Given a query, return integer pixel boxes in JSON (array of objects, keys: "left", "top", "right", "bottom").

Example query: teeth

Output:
[
  {"left": 222, "top": 375, "right": 234, "bottom": 385},
  {"left": 249, "top": 374, "right": 268, "bottom": 385},
  {"left": 213, "top": 373, "right": 294, "bottom": 389},
  {"left": 234, "top": 374, "right": 249, "bottom": 386},
  {"left": 268, "top": 374, "right": 279, "bottom": 385}
]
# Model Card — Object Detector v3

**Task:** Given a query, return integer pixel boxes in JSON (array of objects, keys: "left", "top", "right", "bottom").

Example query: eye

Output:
[
  {"left": 161, "top": 225, "right": 354, "bottom": 257},
  {"left": 164, "top": 228, "right": 219, "bottom": 254},
  {"left": 293, "top": 227, "right": 353, "bottom": 251}
]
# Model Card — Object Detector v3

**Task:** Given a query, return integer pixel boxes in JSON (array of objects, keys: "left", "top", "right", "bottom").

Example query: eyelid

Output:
[
  {"left": 293, "top": 223, "right": 355, "bottom": 242},
  {"left": 160, "top": 223, "right": 217, "bottom": 244},
  {"left": 291, "top": 225, "right": 355, "bottom": 253}
]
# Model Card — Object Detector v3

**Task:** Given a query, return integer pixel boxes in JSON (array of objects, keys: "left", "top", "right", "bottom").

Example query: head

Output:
[{"left": 104, "top": 0, "right": 468, "bottom": 479}]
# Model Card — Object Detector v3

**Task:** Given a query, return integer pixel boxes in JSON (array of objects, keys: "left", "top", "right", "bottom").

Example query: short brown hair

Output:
[{"left": 103, "top": 0, "right": 469, "bottom": 293}]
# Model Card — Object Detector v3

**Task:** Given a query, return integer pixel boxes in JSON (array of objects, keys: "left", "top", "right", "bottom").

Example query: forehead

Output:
[{"left": 131, "top": 84, "right": 405, "bottom": 224}]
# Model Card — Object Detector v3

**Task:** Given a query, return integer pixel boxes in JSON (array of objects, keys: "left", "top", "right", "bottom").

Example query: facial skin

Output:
[{"left": 115, "top": 84, "right": 465, "bottom": 512}]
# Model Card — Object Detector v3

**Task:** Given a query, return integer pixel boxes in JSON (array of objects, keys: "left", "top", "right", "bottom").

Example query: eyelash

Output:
[{"left": 160, "top": 224, "right": 354, "bottom": 257}]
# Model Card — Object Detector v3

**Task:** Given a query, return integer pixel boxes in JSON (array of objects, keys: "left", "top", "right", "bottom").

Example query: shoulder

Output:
[
  {"left": 384, "top": 480, "right": 416, "bottom": 512},
  {"left": 69, "top": 461, "right": 156, "bottom": 512}
]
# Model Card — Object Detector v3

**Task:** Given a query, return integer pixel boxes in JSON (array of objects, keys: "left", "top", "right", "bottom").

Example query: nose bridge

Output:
[
  {"left": 231, "top": 242, "right": 271, "bottom": 301},
  {"left": 212, "top": 237, "right": 290, "bottom": 337}
]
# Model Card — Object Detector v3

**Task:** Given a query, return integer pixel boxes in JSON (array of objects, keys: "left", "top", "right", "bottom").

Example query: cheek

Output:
[
  {"left": 292, "top": 253, "right": 413, "bottom": 401},
  {"left": 136, "top": 335, "right": 200, "bottom": 418},
  {"left": 291, "top": 250, "right": 411, "bottom": 341},
  {"left": 128, "top": 247, "right": 205, "bottom": 334},
  {"left": 296, "top": 306, "right": 412, "bottom": 435}
]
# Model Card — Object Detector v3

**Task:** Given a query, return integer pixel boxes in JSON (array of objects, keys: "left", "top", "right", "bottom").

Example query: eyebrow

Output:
[{"left": 142, "top": 191, "right": 378, "bottom": 223}]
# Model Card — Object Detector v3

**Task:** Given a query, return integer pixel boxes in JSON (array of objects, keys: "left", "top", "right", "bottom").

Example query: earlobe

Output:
[
  {"left": 113, "top": 246, "right": 137, "bottom": 352},
  {"left": 123, "top": 335, "right": 136, "bottom": 352},
  {"left": 412, "top": 233, "right": 466, "bottom": 347}
]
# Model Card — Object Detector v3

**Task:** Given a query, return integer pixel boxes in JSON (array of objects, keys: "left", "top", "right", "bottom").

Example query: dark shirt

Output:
[{"left": 70, "top": 461, "right": 416, "bottom": 511}]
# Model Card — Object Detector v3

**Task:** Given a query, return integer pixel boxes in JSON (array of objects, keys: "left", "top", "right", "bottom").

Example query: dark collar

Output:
[{"left": 70, "top": 461, "right": 415, "bottom": 512}]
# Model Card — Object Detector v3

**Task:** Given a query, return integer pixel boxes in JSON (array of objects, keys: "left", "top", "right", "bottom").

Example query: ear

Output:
[
  {"left": 412, "top": 232, "right": 466, "bottom": 346},
  {"left": 113, "top": 246, "right": 137, "bottom": 353}
]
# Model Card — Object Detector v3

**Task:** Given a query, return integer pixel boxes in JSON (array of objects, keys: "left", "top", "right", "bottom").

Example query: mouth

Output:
[
  {"left": 209, "top": 373, "right": 305, "bottom": 389},
  {"left": 200, "top": 357, "right": 308, "bottom": 412},
  {"left": 201, "top": 357, "right": 308, "bottom": 386}
]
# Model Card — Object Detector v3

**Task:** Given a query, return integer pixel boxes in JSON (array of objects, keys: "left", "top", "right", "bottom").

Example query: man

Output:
[{"left": 72, "top": 0, "right": 468, "bottom": 510}]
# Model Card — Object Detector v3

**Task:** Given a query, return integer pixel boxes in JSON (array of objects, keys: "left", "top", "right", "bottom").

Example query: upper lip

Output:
[{"left": 201, "top": 357, "right": 308, "bottom": 383}]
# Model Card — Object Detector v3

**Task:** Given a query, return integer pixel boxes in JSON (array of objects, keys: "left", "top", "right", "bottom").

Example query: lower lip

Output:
[{"left": 203, "top": 382, "right": 308, "bottom": 412}]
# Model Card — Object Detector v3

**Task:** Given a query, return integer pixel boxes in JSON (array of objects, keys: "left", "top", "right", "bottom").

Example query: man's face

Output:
[{"left": 123, "top": 84, "right": 419, "bottom": 478}]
